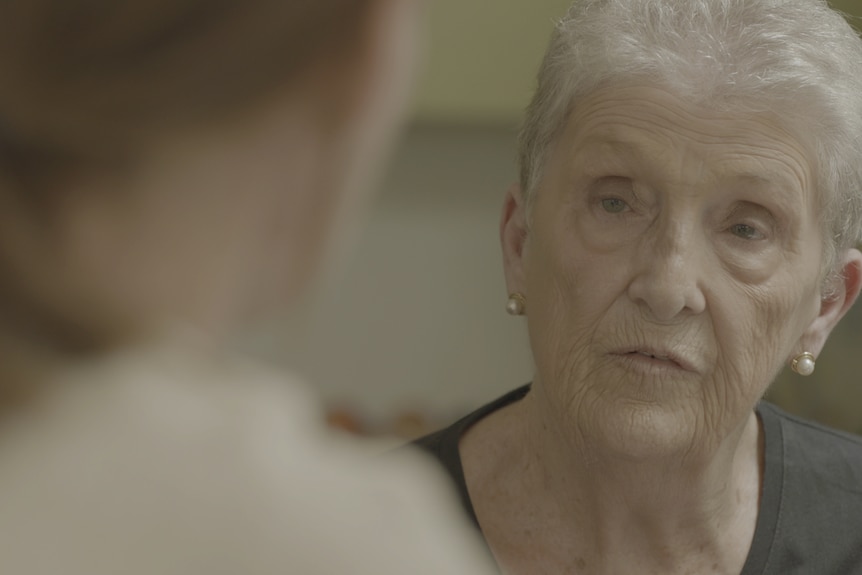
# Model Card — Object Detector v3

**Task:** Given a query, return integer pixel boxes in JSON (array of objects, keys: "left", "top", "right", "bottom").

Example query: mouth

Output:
[
  {"left": 633, "top": 350, "right": 672, "bottom": 361},
  {"left": 612, "top": 347, "right": 697, "bottom": 373}
]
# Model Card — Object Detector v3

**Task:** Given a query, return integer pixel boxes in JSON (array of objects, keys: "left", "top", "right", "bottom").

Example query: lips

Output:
[
  {"left": 634, "top": 350, "right": 670, "bottom": 361},
  {"left": 612, "top": 346, "right": 698, "bottom": 373}
]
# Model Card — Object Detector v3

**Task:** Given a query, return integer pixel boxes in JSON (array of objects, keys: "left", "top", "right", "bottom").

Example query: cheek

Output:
[
  {"left": 710, "top": 273, "right": 818, "bottom": 399},
  {"left": 526, "top": 245, "right": 581, "bottom": 378},
  {"left": 524, "top": 225, "right": 626, "bottom": 394}
]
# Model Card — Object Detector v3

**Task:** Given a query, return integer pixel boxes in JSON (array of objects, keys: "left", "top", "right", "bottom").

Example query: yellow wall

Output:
[
  {"left": 410, "top": 0, "right": 572, "bottom": 125},
  {"left": 411, "top": 0, "right": 862, "bottom": 125},
  {"left": 831, "top": 0, "right": 862, "bottom": 25}
]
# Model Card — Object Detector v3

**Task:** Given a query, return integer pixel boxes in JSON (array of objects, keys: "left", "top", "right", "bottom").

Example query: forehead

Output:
[{"left": 558, "top": 85, "right": 815, "bottom": 193}]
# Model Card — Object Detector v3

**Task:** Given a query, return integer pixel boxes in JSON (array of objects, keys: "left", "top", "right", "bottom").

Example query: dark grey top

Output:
[{"left": 414, "top": 384, "right": 862, "bottom": 574}]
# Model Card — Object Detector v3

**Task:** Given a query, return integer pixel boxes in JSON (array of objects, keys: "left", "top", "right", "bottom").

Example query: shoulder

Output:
[
  {"left": 413, "top": 416, "right": 459, "bottom": 458},
  {"left": 411, "top": 385, "right": 533, "bottom": 526},
  {"left": 0, "top": 342, "right": 495, "bottom": 574},
  {"left": 756, "top": 402, "right": 862, "bottom": 573},
  {"left": 761, "top": 401, "right": 862, "bottom": 488},
  {"left": 413, "top": 384, "right": 532, "bottom": 477}
]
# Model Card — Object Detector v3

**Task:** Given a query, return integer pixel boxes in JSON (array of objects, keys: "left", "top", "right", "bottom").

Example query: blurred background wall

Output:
[{"left": 240, "top": 1, "right": 862, "bottom": 437}]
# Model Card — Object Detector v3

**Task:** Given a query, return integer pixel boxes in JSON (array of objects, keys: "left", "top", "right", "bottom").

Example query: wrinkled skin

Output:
[{"left": 502, "top": 84, "right": 862, "bottom": 462}]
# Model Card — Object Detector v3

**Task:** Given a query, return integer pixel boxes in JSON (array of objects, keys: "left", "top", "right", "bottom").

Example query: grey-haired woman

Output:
[{"left": 418, "top": 1, "right": 862, "bottom": 573}]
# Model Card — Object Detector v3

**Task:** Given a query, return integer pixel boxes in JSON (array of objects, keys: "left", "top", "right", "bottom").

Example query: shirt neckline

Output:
[{"left": 447, "top": 386, "right": 784, "bottom": 572}]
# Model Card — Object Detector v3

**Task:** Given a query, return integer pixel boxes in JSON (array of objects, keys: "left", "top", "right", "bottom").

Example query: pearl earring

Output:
[
  {"left": 791, "top": 352, "right": 816, "bottom": 376},
  {"left": 506, "top": 292, "right": 527, "bottom": 316}
]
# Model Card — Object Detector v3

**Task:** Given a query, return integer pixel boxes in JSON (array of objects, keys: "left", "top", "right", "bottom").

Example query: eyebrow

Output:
[{"left": 717, "top": 172, "right": 805, "bottom": 203}]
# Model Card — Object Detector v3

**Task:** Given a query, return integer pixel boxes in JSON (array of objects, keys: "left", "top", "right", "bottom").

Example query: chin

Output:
[
  {"left": 590, "top": 399, "right": 707, "bottom": 461},
  {"left": 566, "top": 371, "right": 707, "bottom": 461}
]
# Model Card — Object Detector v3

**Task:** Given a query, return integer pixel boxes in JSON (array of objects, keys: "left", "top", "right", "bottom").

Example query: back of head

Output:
[
  {"left": 519, "top": 0, "right": 862, "bottom": 276},
  {"left": 0, "top": 0, "right": 412, "bottom": 366},
  {"left": 0, "top": 0, "right": 368, "bottom": 189}
]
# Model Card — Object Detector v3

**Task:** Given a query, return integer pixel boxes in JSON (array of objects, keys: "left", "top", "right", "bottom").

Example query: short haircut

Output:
[{"left": 519, "top": 0, "right": 862, "bottom": 279}]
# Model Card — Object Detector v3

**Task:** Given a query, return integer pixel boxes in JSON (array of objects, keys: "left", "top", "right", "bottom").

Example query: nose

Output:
[{"left": 626, "top": 218, "right": 706, "bottom": 321}]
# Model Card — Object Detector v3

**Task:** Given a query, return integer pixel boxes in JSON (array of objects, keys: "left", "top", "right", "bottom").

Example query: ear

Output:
[
  {"left": 500, "top": 182, "right": 530, "bottom": 297},
  {"left": 795, "top": 248, "right": 862, "bottom": 359}
]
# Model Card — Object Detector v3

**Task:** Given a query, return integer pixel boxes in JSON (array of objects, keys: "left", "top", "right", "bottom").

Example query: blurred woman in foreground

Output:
[{"left": 0, "top": 1, "right": 493, "bottom": 573}]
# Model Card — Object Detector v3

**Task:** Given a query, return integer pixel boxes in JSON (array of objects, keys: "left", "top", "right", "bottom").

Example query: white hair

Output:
[{"left": 519, "top": 0, "right": 862, "bottom": 281}]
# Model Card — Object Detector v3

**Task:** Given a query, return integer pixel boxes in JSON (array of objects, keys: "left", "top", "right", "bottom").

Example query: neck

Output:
[
  {"left": 464, "top": 385, "right": 764, "bottom": 575},
  {"left": 0, "top": 295, "right": 218, "bottom": 414}
]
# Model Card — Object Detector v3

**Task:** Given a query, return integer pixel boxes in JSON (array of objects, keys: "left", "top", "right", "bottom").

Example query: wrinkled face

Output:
[{"left": 520, "top": 85, "right": 826, "bottom": 456}]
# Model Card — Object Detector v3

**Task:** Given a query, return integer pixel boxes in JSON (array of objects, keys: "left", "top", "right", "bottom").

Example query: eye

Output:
[
  {"left": 601, "top": 198, "right": 629, "bottom": 214},
  {"left": 729, "top": 223, "right": 765, "bottom": 240}
]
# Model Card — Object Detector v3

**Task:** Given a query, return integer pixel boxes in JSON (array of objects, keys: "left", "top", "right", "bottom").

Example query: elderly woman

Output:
[
  {"left": 417, "top": 0, "right": 862, "bottom": 573},
  {"left": 0, "top": 1, "right": 495, "bottom": 573}
]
